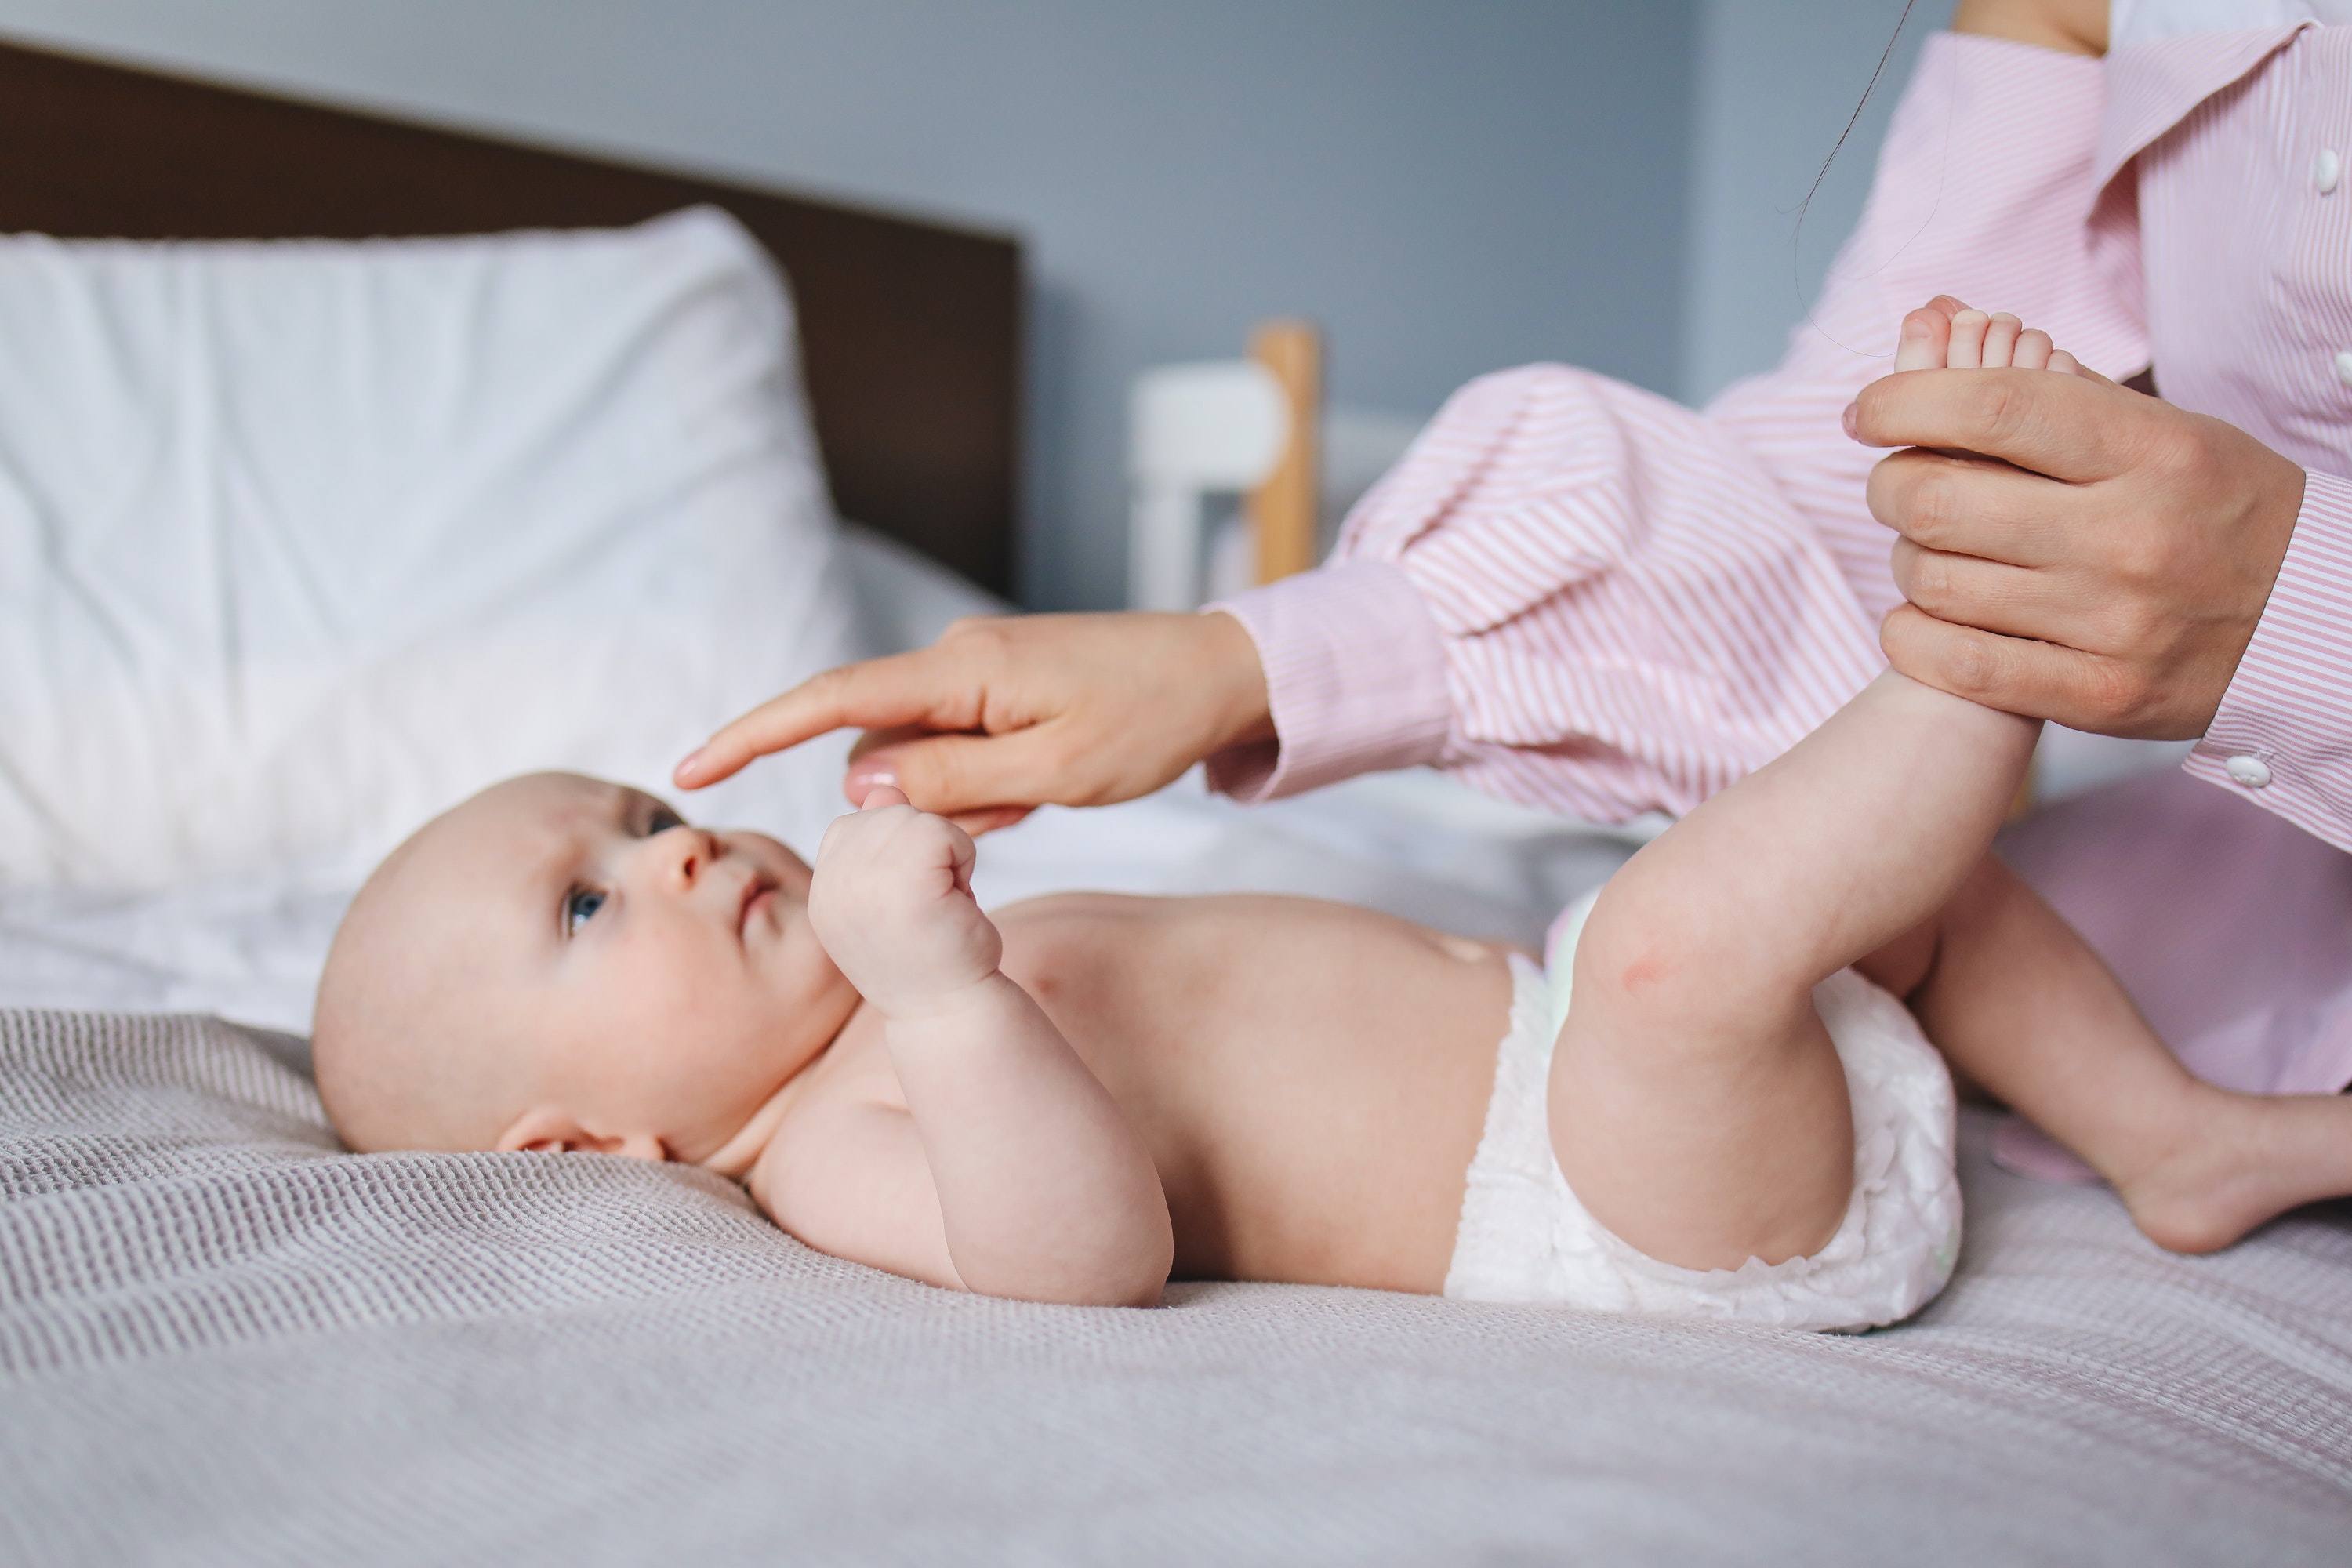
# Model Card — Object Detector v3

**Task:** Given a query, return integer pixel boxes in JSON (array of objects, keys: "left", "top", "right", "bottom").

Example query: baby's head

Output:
[{"left": 314, "top": 772, "right": 857, "bottom": 1167}]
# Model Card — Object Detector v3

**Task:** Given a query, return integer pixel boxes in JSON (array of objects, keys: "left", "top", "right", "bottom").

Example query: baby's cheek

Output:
[
  {"left": 615, "top": 969, "right": 776, "bottom": 1118},
  {"left": 571, "top": 940, "right": 726, "bottom": 1072}
]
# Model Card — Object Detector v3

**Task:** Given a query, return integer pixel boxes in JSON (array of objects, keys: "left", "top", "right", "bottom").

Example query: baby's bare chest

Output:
[
  {"left": 816, "top": 893, "right": 1513, "bottom": 1112},
  {"left": 800, "top": 893, "right": 1517, "bottom": 1287},
  {"left": 997, "top": 895, "right": 1515, "bottom": 1282},
  {"left": 826, "top": 891, "right": 1512, "bottom": 1141}
]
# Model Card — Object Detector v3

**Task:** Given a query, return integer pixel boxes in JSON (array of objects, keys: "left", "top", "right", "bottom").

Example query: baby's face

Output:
[{"left": 323, "top": 772, "right": 858, "bottom": 1163}]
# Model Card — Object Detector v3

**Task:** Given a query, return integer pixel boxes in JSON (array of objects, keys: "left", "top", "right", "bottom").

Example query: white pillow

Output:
[{"left": 0, "top": 206, "right": 862, "bottom": 890}]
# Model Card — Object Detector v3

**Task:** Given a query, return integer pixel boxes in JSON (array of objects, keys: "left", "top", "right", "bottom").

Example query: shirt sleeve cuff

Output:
[
  {"left": 2187, "top": 469, "right": 2352, "bottom": 851},
  {"left": 1200, "top": 561, "right": 1452, "bottom": 803}
]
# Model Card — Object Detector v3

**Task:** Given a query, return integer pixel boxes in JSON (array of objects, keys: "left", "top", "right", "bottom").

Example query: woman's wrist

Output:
[{"left": 1196, "top": 608, "right": 1276, "bottom": 753}]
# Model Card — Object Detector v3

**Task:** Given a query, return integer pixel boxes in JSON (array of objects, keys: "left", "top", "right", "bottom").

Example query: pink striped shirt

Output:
[
  {"left": 1211, "top": 27, "right": 2352, "bottom": 858},
  {"left": 2107, "top": 22, "right": 2352, "bottom": 848},
  {"left": 1209, "top": 34, "right": 2125, "bottom": 818},
  {"left": 1207, "top": 27, "right": 2352, "bottom": 1101}
]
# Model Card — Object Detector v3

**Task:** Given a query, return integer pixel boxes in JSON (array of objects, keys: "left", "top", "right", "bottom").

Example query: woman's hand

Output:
[
  {"left": 676, "top": 610, "right": 1273, "bottom": 833},
  {"left": 1852, "top": 364, "right": 2306, "bottom": 739}
]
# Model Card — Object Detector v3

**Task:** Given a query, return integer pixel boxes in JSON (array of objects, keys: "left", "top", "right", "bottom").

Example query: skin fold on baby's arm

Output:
[{"left": 764, "top": 785, "right": 1173, "bottom": 1307}]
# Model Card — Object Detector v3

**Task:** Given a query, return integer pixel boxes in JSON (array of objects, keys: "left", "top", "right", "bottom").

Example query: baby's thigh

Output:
[
  {"left": 1853, "top": 914, "right": 1938, "bottom": 1000},
  {"left": 1544, "top": 908, "right": 1856, "bottom": 1272}
]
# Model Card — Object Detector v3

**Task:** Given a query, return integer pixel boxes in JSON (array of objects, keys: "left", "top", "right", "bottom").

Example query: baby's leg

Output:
[
  {"left": 1871, "top": 296, "right": 2352, "bottom": 1249},
  {"left": 1877, "top": 857, "right": 2352, "bottom": 1254},
  {"left": 1550, "top": 671, "right": 2035, "bottom": 1270}
]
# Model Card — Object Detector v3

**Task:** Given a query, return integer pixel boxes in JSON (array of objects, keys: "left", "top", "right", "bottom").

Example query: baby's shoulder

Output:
[{"left": 746, "top": 1014, "right": 907, "bottom": 1198}]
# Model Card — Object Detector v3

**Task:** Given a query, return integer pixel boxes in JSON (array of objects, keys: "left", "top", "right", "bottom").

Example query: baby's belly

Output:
[{"left": 997, "top": 894, "right": 1518, "bottom": 1294}]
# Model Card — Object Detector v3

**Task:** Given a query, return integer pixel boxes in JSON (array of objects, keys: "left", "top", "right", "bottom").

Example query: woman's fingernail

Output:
[
  {"left": 674, "top": 748, "right": 705, "bottom": 780},
  {"left": 847, "top": 764, "right": 897, "bottom": 793},
  {"left": 1841, "top": 401, "right": 1860, "bottom": 440}
]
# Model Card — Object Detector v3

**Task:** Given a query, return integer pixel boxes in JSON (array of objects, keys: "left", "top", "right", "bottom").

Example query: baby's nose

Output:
[{"left": 654, "top": 826, "right": 724, "bottom": 886}]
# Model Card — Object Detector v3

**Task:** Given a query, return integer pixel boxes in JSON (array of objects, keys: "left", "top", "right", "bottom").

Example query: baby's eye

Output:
[
  {"left": 564, "top": 887, "right": 608, "bottom": 935},
  {"left": 646, "top": 805, "right": 685, "bottom": 836}
]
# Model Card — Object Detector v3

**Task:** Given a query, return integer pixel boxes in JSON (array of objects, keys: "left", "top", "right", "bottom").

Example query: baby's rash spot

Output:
[{"left": 1619, "top": 954, "right": 1673, "bottom": 991}]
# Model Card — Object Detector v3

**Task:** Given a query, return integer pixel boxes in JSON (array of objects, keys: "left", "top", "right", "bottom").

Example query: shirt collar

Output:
[
  {"left": 2113, "top": 0, "right": 2352, "bottom": 49},
  {"left": 2095, "top": 22, "right": 2314, "bottom": 191}
]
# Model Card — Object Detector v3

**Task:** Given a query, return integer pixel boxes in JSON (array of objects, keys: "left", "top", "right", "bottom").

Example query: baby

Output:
[{"left": 314, "top": 304, "right": 2352, "bottom": 1330}]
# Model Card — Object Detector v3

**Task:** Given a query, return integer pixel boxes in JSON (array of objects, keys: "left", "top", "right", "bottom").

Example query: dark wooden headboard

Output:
[{"left": 0, "top": 38, "right": 1022, "bottom": 596}]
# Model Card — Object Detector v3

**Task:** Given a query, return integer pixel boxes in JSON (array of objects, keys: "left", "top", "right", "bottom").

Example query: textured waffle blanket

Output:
[{"left": 2, "top": 1007, "right": 2349, "bottom": 1564}]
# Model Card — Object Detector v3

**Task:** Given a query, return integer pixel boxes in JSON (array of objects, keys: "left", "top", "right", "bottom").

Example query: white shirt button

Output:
[
  {"left": 2336, "top": 350, "right": 2352, "bottom": 387},
  {"left": 2317, "top": 147, "right": 2342, "bottom": 194},
  {"left": 2225, "top": 754, "right": 2274, "bottom": 788}
]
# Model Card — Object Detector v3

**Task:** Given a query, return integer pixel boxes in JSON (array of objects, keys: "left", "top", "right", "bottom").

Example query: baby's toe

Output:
[
  {"left": 1944, "top": 308, "right": 1991, "bottom": 369},
  {"left": 1979, "top": 312, "right": 2024, "bottom": 368},
  {"left": 1893, "top": 304, "right": 1953, "bottom": 372}
]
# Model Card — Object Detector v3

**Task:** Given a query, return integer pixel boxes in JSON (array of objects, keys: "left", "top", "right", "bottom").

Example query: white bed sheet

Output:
[
  {"left": 0, "top": 770, "right": 1639, "bottom": 1035},
  {"left": 0, "top": 528, "right": 1647, "bottom": 1036}
]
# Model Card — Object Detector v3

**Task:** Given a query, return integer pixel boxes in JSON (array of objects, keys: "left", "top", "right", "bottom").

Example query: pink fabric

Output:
[
  {"left": 2000, "top": 769, "right": 2352, "bottom": 1098},
  {"left": 1992, "top": 764, "right": 2352, "bottom": 1181},
  {"left": 1208, "top": 27, "right": 2352, "bottom": 1109},
  {"left": 1216, "top": 365, "right": 1882, "bottom": 818},
  {"left": 2096, "top": 24, "right": 2352, "bottom": 850},
  {"left": 1710, "top": 34, "right": 2148, "bottom": 630},
  {"left": 1202, "top": 563, "right": 1451, "bottom": 800},
  {"left": 1213, "top": 33, "right": 2132, "bottom": 818}
]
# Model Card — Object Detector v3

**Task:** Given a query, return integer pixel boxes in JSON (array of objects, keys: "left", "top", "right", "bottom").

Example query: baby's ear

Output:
[
  {"left": 495, "top": 1105, "right": 586, "bottom": 1155},
  {"left": 496, "top": 1107, "right": 672, "bottom": 1163}
]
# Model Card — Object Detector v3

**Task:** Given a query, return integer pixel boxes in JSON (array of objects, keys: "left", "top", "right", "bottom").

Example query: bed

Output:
[{"left": 1, "top": 37, "right": 2348, "bottom": 1566}]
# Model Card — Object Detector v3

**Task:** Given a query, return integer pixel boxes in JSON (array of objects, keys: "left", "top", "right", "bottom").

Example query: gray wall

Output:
[
  {"left": 0, "top": 2, "right": 1955, "bottom": 604},
  {"left": 1682, "top": 0, "right": 1936, "bottom": 405},
  {"left": 0, "top": 0, "right": 1694, "bottom": 611}
]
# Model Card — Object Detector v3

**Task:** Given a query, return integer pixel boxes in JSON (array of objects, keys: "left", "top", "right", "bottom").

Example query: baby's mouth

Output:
[{"left": 738, "top": 877, "right": 776, "bottom": 935}]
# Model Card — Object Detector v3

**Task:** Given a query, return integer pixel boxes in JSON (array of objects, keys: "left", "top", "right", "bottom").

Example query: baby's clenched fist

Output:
[{"left": 808, "top": 785, "right": 1004, "bottom": 1018}]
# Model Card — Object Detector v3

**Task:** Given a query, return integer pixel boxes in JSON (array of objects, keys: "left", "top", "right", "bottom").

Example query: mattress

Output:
[{"left": 2, "top": 1008, "right": 2347, "bottom": 1564}]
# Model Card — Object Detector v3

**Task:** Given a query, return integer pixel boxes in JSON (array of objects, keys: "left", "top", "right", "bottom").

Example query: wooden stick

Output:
[{"left": 1247, "top": 319, "right": 1321, "bottom": 584}]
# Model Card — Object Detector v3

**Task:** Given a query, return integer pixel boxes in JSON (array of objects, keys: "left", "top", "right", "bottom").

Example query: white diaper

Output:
[{"left": 1443, "top": 891, "right": 1962, "bottom": 1332}]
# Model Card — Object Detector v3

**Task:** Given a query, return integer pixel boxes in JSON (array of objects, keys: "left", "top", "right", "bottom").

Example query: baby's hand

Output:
[
  {"left": 808, "top": 786, "right": 1004, "bottom": 1018},
  {"left": 1893, "top": 294, "right": 2083, "bottom": 376}
]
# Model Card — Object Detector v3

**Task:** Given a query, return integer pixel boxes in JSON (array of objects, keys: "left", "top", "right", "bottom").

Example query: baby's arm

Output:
[{"left": 793, "top": 786, "right": 1172, "bottom": 1306}]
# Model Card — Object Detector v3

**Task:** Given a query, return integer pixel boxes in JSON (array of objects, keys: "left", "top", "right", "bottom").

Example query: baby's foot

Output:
[
  {"left": 1893, "top": 294, "right": 2084, "bottom": 376},
  {"left": 2103, "top": 1089, "right": 2352, "bottom": 1254}
]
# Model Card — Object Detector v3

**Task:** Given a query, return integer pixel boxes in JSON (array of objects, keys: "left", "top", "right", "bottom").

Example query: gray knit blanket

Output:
[{"left": 2, "top": 1007, "right": 2348, "bottom": 1565}]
